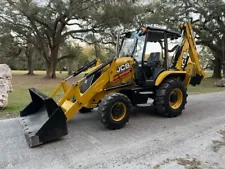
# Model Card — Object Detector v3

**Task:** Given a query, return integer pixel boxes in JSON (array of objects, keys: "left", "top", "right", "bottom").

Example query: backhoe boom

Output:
[{"left": 174, "top": 22, "right": 205, "bottom": 85}]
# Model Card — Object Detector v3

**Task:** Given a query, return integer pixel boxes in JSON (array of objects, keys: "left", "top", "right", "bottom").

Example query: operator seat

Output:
[
  {"left": 135, "top": 52, "right": 164, "bottom": 87},
  {"left": 147, "top": 52, "right": 161, "bottom": 67},
  {"left": 143, "top": 52, "right": 161, "bottom": 78}
]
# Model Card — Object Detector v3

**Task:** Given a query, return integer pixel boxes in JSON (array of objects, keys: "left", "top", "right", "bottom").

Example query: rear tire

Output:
[
  {"left": 154, "top": 78, "right": 187, "bottom": 117},
  {"left": 98, "top": 93, "right": 132, "bottom": 130}
]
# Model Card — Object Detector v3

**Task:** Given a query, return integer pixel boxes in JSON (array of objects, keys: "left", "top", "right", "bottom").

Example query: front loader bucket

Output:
[{"left": 20, "top": 88, "right": 68, "bottom": 147}]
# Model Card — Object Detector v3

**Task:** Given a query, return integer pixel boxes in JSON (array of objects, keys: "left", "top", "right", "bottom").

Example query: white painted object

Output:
[{"left": 0, "top": 64, "right": 12, "bottom": 109}]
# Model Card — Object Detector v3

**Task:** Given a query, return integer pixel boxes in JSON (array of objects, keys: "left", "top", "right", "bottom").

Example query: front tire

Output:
[
  {"left": 154, "top": 78, "right": 187, "bottom": 117},
  {"left": 98, "top": 93, "right": 132, "bottom": 130}
]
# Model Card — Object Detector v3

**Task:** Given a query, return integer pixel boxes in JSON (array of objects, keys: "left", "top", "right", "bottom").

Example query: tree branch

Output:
[
  {"left": 63, "top": 28, "right": 95, "bottom": 38},
  {"left": 7, "top": 0, "right": 53, "bottom": 33},
  {"left": 29, "top": 19, "right": 50, "bottom": 61},
  {"left": 57, "top": 54, "right": 71, "bottom": 62},
  {"left": 66, "top": 22, "right": 83, "bottom": 27},
  {"left": 70, "top": 35, "right": 93, "bottom": 44}
]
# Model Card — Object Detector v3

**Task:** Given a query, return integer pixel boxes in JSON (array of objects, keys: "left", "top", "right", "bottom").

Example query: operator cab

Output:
[{"left": 118, "top": 26, "right": 181, "bottom": 87}]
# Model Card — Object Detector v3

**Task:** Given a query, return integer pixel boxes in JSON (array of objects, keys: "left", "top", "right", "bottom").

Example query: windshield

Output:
[{"left": 118, "top": 31, "right": 146, "bottom": 62}]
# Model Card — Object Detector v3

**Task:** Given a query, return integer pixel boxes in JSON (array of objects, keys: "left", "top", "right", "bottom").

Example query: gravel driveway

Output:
[{"left": 0, "top": 91, "right": 225, "bottom": 169}]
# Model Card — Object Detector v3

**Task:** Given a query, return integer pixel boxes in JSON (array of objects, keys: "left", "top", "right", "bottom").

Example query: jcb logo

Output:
[
  {"left": 117, "top": 63, "right": 130, "bottom": 73},
  {"left": 182, "top": 52, "right": 189, "bottom": 69}
]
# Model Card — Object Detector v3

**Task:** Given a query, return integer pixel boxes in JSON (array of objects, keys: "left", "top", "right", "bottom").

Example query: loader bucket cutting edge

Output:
[{"left": 19, "top": 88, "right": 68, "bottom": 147}]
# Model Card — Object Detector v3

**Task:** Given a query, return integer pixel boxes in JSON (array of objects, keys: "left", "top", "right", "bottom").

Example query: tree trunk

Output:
[
  {"left": 67, "top": 59, "right": 73, "bottom": 75},
  {"left": 45, "top": 61, "right": 51, "bottom": 78},
  {"left": 222, "top": 34, "right": 225, "bottom": 78},
  {"left": 94, "top": 42, "right": 99, "bottom": 58},
  {"left": 27, "top": 54, "right": 34, "bottom": 75},
  {"left": 49, "top": 46, "right": 59, "bottom": 78},
  {"left": 222, "top": 62, "right": 225, "bottom": 78},
  {"left": 39, "top": 48, "right": 51, "bottom": 78},
  {"left": 25, "top": 43, "right": 35, "bottom": 75},
  {"left": 50, "top": 58, "right": 57, "bottom": 78},
  {"left": 212, "top": 58, "right": 222, "bottom": 78}
]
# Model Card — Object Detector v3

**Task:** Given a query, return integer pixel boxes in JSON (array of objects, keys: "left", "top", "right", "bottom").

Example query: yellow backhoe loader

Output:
[{"left": 20, "top": 22, "right": 205, "bottom": 147}]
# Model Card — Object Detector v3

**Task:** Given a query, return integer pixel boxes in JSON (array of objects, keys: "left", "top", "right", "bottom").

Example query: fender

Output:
[{"left": 155, "top": 71, "right": 187, "bottom": 86}]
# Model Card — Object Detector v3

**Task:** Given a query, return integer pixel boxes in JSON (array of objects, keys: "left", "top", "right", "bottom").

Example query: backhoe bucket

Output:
[{"left": 20, "top": 88, "right": 68, "bottom": 147}]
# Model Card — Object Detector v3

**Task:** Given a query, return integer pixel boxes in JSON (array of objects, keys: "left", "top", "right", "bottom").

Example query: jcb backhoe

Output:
[{"left": 20, "top": 22, "right": 205, "bottom": 147}]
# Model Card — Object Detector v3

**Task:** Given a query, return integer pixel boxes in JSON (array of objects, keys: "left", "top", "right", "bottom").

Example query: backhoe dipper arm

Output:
[
  {"left": 183, "top": 23, "right": 204, "bottom": 76},
  {"left": 174, "top": 22, "right": 205, "bottom": 85}
]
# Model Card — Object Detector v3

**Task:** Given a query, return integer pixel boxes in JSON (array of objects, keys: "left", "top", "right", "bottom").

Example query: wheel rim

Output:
[
  {"left": 111, "top": 102, "right": 126, "bottom": 121},
  {"left": 169, "top": 88, "right": 183, "bottom": 109}
]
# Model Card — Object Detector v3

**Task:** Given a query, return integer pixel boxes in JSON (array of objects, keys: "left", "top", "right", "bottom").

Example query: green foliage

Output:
[
  {"left": 143, "top": 0, "right": 225, "bottom": 77},
  {"left": 59, "top": 42, "right": 82, "bottom": 62},
  {"left": 0, "top": 0, "right": 145, "bottom": 77},
  {"left": 199, "top": 46, "right": 214, "bottom": 70},
  {"left": 96, "top": 0, "right": 143, "bottom": 27}
]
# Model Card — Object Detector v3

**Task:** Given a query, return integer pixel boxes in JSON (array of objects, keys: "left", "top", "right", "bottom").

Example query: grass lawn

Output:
[
  {"left": 0, "top": 71, "right": 75, "bottom": 119},
  {"left": 0, "top": 70, "right": 225, "bottom": 119}
]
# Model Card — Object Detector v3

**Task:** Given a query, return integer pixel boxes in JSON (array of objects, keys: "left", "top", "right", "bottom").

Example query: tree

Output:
[
  {"left": 199, "top": 46, "right": 214, "bottom": 70},
  {"left": 3, "top": 0, "right": 104, "bottom": 78},
  {"left": 70, "top": 0, "right": 145, "bottom": 59},
  {"left": 143, "top": 0, "right": 225, "bottom": 78},
  {"left": 60, "top": 41, "right": 82, "bottom": 75},
  {"left": 2, "top": 0, "right": 143, "bottom": 78},
  {"left": 0, "top": 29, "right": 22, "bottom": 66},
  {"left": 0, "top": 0, "right": 38, "bottom": 74},
  {"left": 24, "top": 43, "right": 37, "bottom": 75}
]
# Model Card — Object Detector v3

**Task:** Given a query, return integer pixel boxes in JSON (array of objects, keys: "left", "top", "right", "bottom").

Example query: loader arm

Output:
[
  {"left": 58, "top": 58, "right": 114, "bottom": 120},
  {"left": 19, "top": 58, "right": 110, "bottom": 147},
  {"left": 173, "top": 22, "right": 205, "bottom": 86}
]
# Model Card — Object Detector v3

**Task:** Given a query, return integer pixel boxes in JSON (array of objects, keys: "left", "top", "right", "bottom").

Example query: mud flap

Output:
[{"left": 20, "top": 88, "right": 68, "bottom": 147}]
